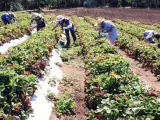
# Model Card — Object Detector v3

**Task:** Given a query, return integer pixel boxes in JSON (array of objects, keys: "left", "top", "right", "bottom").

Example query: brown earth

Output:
[
  {"left": 45, "top": 7, "right": 160, "bottom": 24},
  {"left": 50, "top": 64, "right": 88, "bottom": 120},
  {"left": 117, "top": 49, "right": 160, "bottom": 92}
]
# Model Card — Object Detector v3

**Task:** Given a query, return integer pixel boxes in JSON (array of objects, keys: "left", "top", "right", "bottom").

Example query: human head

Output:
[
  {"left": 57, "top": 15, "right": 65, "bottom": 23},
  {"left": 8, "top": 12, "right": 15, "bottom": 18},
  {"left": 97, "top": 19, "right": 104, "bottom": 25},
  {"left": 31, "top": 13, "right": 41, "bottom": 20}
]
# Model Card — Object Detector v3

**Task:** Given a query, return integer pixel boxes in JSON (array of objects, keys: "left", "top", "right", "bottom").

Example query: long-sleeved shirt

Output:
[
  {"left": 59, "top": 18, "right": 74, "bottom": 30},
  {"left": 2, "top": 13, "right": 16, "bottom": 22},
  {"left": 100, "top": 21, "right": 116, "bottom": 33},
  {"left": 31, "top": 15, "right": 44, "bottom": 25}
]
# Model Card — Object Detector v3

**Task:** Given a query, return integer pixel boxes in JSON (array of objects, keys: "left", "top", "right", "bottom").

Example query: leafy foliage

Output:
[
  {"left": 55, "top": 92, "right": 76, "bottom": 116},
  {"left": 0, "top": 14, "right": 57, "bottom": 119},
  {"left": 72, "top": 16, "right": 160, "bottom": 119},
  {"left": 1, "top": 0, "right": 160, "bottom": 11}
]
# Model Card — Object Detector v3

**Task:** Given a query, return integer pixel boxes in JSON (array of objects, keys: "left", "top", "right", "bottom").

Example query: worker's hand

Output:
[
  {"left": 100, "top": 29, "right": 106, "bottom": 33},
  {"left": 63, "top": 27, "right": 68, "bottom": 30}
]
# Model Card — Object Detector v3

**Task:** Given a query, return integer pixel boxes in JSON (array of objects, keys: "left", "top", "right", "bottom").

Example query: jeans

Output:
[
  {"left": 64, "top": 28, "right": 76, "bottom": 48},
  {"left": 37, "top": 20, "right": 46, "bottom": 31}
]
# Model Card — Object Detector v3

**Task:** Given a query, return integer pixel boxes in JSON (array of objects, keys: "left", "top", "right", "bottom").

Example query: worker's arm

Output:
[
  {"left": 12, "top": 15, "right": 17, "bottom": 23},
  {"left": 97, "top": 29, "right": 104, "bottom": 38},
  {"left": 52, "top": 23, "right": 59, "bottom": 31},
  {"left": 30, "top": 18, "right": 35, "bottom": 25},
  {"left": 9, "top": 13, "right": 16, "bottom": 23}
]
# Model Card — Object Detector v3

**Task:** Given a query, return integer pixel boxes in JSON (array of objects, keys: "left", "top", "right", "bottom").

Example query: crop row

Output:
[
  {"left": 0, "top": 14, "right": 57, "bottom": 119},
  {"left": 72, "top": 16, "right": 160, "bottom": 119},
  {"left": 0, "top": 12, "right": 53, "bottom": 44},
  {"left": 129, "top": 21, "right": 160, "bottom": 33},
  {"left": 84, "top": 16, "right": 160, "bottom": 78},
  {"left": 0, "top": 12, "right": 31, "bottom": 44}
]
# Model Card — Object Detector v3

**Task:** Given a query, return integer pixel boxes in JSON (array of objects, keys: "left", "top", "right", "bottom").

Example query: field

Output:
[{"left": 0, "top": 8, "right": 160, "bottom": 120}]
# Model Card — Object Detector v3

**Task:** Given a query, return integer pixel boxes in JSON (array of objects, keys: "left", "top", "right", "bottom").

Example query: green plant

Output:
[
  {"left": 47, "top": 91, "right": 56, "bottom": 101},
  {"left": 87, "top": 110, "right": 94, "bottom": 120},
  {"left": 55, "top": 93, "right": 76, "bottom": 116},
  {"left": 0, "top": 14, "right": 57, "bottom": 118},
  {"left": 72, "top": 16, "right": 160, "bottom": 119}
]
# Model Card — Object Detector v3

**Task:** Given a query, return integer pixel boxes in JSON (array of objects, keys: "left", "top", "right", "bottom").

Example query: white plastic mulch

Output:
[
  {"left": 0, "top": 35, "right": 29, "bottom": 54},
  {"left": 28, "top": 48, "right": 63, "bottom": 120},
  {"left": 0, "top": 24, "right": 37, "bottom": 54}
]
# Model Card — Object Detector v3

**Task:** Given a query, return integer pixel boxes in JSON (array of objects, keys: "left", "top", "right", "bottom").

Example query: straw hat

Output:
[
  {"left": 94, "top": 19, "right": 105, "bottom": 27},
  {"left": 56, "top": 15, "right": 65, "bottom": 22}
]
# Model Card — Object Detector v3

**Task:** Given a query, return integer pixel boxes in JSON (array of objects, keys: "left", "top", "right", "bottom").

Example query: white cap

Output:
[
  {"left": 57, "top": 15, "right": 64, "bottom": 22},
  {"left": 31, "top": 13, "right": 41, "bottom": 20}
]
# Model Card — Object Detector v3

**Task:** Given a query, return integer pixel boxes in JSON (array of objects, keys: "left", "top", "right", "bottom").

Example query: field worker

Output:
[
  {"left": 95, "top": 19, "right": 118, "bottom": 44},
  {"left": 1, "top": 12, "right": 16, "bottom": 25},
  {"left": 52, "top": 15, "right": 76, "bottom": 48},
  {"left": 144, "top": 30, "right": 160, "bottom": 43},
  {"left": 30, "top": 13, "right": 46, "bottom": 31}
]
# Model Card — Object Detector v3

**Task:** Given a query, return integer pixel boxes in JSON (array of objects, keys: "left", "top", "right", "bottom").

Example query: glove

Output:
[
  {"left": 100, "top": 32, "right": 108, "bottom": 37},
  {"left": 63, "top": 27, "right": 68, "bottom": 30}
]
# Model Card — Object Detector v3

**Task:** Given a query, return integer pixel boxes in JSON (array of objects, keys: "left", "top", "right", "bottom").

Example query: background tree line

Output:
[{"left": 0, "top": 0, "right": 160, "bottom": 11}]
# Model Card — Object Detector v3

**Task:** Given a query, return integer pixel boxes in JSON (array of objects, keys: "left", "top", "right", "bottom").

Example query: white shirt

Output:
[{"left": 145, "top": 30, "right": 157, "bottom": 39}]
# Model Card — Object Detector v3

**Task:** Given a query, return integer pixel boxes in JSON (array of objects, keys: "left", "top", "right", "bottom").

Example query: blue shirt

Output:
[
  {"left": 100, "top": 21, "right": 116, "bottom": 33},
  {"left": 2, "top": 13, "right": 15, "bottom": 19},
  {"left": 59, "top": 18, "right": 74, "bottom": 31}
]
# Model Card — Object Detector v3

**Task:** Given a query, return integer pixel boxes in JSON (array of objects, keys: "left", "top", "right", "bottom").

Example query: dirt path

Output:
[
  {"left": 117, "top": 48, "right": 160, "bottom": 91},
  {"left": 50, "top": 64, "right": 88, "bottom": 120}
]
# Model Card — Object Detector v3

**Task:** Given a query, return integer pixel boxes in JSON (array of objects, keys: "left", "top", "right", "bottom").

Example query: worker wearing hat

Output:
[
  {"left": 1, "top": 12, "right": 16, "bottom": 25},
  {"left": 52, "top": 15, "right": 76, "bottom": 48},
  {"left": 30, "top": 13, "right": 46, "bottom": 31},
  {"left": 144, "top": 30, "right": 160, "bottom": 44},
  {"left": 95, "top": 19, "right": 118, "bottom": 44}
]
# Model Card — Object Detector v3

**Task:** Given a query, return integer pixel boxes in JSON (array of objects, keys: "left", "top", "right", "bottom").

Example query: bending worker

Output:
[
  {"left": 1, "top": 12, "right": 16, "bottom": 25},
  {"left": 30, "top": 13, "right": 46, "bottom": 31},
  {"left": 52, "top": 15, "right": 76, "bottom": 48},
  {"left": 95, "top": 19, "right": 118, "bottom": 44},
  {"left": 144, "top": 30, "right": 160, "bottom": 44}
]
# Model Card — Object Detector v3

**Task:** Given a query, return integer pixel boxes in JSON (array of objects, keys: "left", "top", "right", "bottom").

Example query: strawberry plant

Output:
[
  {"left": 55, "top": 92, "right": 76, "bottom": 117},
  {"left": 72, "top": 16, "right": 160, "bottom": 119},
  {"left": 84, "top": 16, "right": 160, "bottom": 79},
  {"left": 0, "top": 67, "right": 37, "bottom": 118},
  {"left": 0, "top": 12, "right": 30, "bottom": 43},
  {"left": 0, "top": 14, "right": 58, "bottom": 118}
]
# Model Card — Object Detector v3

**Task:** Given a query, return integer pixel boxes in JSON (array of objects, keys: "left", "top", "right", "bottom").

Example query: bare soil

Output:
[
  {"left": 45, "top": 7, "right": 160, "bottom": 24},
  {"left": 117, "top": 48, "right": 160, "bottom": 91},
  {"left": 50, "top": 64, "right": 88, "bottom": 120}
]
